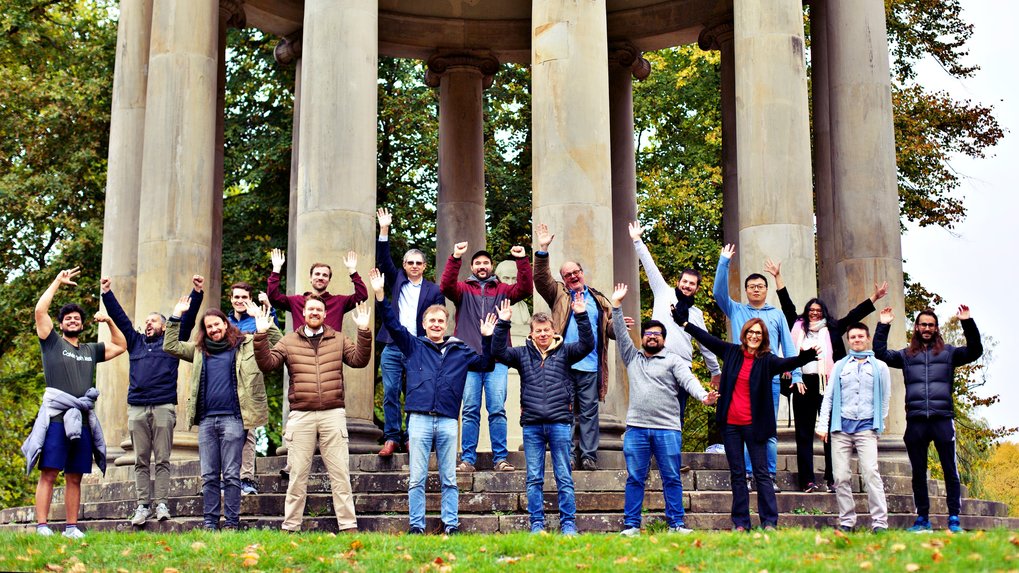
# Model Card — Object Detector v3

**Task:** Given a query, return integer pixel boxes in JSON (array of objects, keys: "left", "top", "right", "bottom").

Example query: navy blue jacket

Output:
[
  {"left": 493, "top": 312, "right": 594, "bottom": 425},
  {"left": 102, "top": 289, "right": 202, "bottom": 406},
  {"left": 375, "top": 238, "right": 446, "bottom": 344},
  {"left": 873, "top": 319, "right": 982, "bottom": 419}
]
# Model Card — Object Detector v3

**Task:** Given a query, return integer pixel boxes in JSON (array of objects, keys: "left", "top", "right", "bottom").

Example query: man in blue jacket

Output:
[
  {"left": 101, "top": 275, "right": 203, "bottom": 525},
  {"left": 370, "top": 268, "right": 495, "bottom": 535},
  {"left": 375, "top": 208, "right": 446, "bottom": 457},
  {"left": 874, "top": 305, "right": 982, "bottom": 533}
]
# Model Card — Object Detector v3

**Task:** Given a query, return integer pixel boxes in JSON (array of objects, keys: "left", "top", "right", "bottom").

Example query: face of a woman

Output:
[
  {"left": 808, "top": 303, "right": 823, "bottom": 321},
  {"left": 744, "top": 325, "right": 764, "bottom": 350}
]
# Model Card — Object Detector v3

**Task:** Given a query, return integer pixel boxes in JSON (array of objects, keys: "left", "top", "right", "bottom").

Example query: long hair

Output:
[
  {"left": 740, "top": 318, "right": 771, "bottom": 356},
  {"left": 798, "top": 297, "right": 836, "bottom": 327},
  {"left": 907, "top": 309, "right": 945, "bottom": 356},
  {"left": 196, "top": 308, "right": 244, "bottom": 353}
]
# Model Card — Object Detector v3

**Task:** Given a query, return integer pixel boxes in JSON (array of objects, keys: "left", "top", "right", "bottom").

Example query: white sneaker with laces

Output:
[
  {"left": 155, "top": 503, "right": 171, "bottom": 521},
  {"left": 36, "top": 524, "right": 54, "bottom": 536},
  {"left": 619, "top": 527, "right": 641, "bottom": 537},
  {"left": 62, "top": 526, "right": 85, "bottom": 539},
  {"left": 669, "top": 525, "right": 694, "bottom": 534},
  {"left": 130, "top": 505, "right": 151, "bottom": 526}
]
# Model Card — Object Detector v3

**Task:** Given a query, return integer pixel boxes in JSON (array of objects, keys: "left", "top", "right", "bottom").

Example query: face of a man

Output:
[
  {"left": 61, "top": 312, "right": 83, "bottom": 338},
  {"left": 498, "top": 267, "right": 517, "bottom": 286},
  {"left": 403, "top": 255, "right": 426, "bottom": 281},
  {"left": 745, "top": 278, "right": 768, "bottom": 306},
  {"left": 560, "top": 262, "right": 586, "bottom": 291},
  {"left": 847, "top": 329, "right": 871, "bottom": 352},
  {"left": 530, "top": 321, "right": 555, "bottom": 351},
  {"left": 231, "top": 288, "right": 252, "bottom": 314},
  {"left": 204, "top": 315, "right": 227, "bottom": 342},
  {"left": 471, "top": 256, "right": 493, "bottom": 280},
  {"left": 304, "top": 300, "right": 326, "bottom": 330},
  {"left": 916, "top": 315, "right": 938, "bottom": 343},
  {"left": 677, "top": 272, "right": 700, "bottom": 297},
  {"left": 641, "top": 327, "right": 665, "bottom": 354},
  {"left": 422, "top": 309, "right": 448, "bottom": 342},
  {"left": 144, "top": 313, "right": 165, "bottom": 338},
  {"left": 310, "top": 266, "right": 332, "bottom": 294},
  {"left": 743, "top": 324, "right": 764, "bottom": 351}
]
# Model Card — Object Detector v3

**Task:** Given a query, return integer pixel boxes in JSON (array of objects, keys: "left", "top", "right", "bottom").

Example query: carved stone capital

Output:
[
  {"left": 608, "top": 42, "right": 651, "bottom": 81},
  {"left": 424, "top": 51, "right": 500, "bottom": 89},
  {"left": 274, "top": 32, "right": 303, "bottom": 66},
  {"left": 220, "top": 0, "right": 246, "bottom": 29},
  {"left": 698, "top": 18, "right": 734, "bottom": 51}
]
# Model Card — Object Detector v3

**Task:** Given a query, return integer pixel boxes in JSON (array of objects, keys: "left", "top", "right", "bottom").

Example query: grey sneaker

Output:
[
  {"left": 62, "top": 526, "right": 85, "bottom": 539},
  {"left": 155, "top": 503, "right": 171, "bottom": 521},
  {"left": 240, "top": 479, "right": 259, "bottom": 495},
  {"left": 36, "top": 524, "right": 54, "bottom": 536},
  {"left": 669, "top": 525, "right": 694, "bottom": 534},
  {"left": 130, "top": 505, "right": 151, "bottom": 526},
  {"left": 619, "top": 527, "right": 641, "bottom": 537}
]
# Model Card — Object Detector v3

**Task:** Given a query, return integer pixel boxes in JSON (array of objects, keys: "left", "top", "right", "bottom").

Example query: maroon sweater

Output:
[{"left": 266, "top": 271, "right": 369, "bottom": 331}]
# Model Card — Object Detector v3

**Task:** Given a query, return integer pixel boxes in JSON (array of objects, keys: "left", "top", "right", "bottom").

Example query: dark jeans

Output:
[
  {"left": 723, "top": 424, "right": 777, "bottom": 529},
  {"left": 199, "top": 414, "right": 246, "bottom": 528},
  {"left": 792, "top": 373, "right": 834, "bottom": 489},
  {"left": 904, "top": 417, "right": 962, "bottom": 517},
  {"left": 380, "top": 344, "right": 409, "bottom": 444},
  {"left": 571, "top": 369, "right": 600, "bottom": 462}
]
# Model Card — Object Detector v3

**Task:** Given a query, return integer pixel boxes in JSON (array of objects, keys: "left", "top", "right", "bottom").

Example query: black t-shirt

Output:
[{"left": 40, "top": 329, "right": 105, "bottom": 399}]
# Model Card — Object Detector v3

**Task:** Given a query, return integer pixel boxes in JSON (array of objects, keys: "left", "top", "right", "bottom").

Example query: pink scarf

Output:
[{"left": 791, "top": 319, "right": 835, "bottom": 388}]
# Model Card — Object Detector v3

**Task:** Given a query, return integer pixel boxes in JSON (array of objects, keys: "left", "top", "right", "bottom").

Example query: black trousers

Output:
[
  {"left": 904, "top": 417, "right": 962, "bottom": 517},
  {"left": 791, "top": 374, "right": 834, "bottom": 489}
]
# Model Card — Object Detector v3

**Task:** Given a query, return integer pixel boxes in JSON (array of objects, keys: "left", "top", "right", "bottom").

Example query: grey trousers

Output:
[
  {"left": 831, "top": 429, "right": 888, "bottom": 529},
  {"left": 128, "top": 403, "right": 176, "bottom": 506},
  {"left": 570, "top": 369, "right": 600, "bottom": 462},
  {"left": 241, "top": 427, "right": 258, "bottom": 481}
]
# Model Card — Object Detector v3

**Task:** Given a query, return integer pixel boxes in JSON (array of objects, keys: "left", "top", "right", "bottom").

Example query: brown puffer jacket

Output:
[{"left": 253, "top": 326, "right": 372, "bottom": 411}]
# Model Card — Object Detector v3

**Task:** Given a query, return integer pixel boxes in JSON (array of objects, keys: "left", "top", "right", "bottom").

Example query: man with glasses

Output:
[
  {"left": 874, "top": 305, "right": 982, "bottom": 533},
  {"left": 712, "top": 244, "right": 802, "bottom": 492},
  {"left": 374, "top": 208, "right": 446, "bottom": 457}
]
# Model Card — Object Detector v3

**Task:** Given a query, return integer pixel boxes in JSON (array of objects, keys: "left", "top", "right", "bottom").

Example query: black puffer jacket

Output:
[
  {"left": 493, "top": 311, "right": 595, "bottom": 425},
  {"left": 873, "top": 319, "right": 982, "bottom": 419}
]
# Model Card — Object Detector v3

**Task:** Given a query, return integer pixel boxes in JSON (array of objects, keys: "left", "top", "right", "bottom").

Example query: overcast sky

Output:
[{"left": 901, "top": 3, "right": 1017, "bottom": 437}]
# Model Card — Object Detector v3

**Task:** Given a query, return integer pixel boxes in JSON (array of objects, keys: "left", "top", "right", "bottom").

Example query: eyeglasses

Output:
[
  {"left": 643, "top": 331, "right": 664, "bottom": 338},
  {"left": 746, "top": 284, "right": 767, "bottom": 291},
  {"left": 404, "top": 261, "right": 425, "bottom": 266},
  {"left": 917, "top": 322, "right": 937, "bottom": 329},
  {"left": 745, "top": 330, "right": 763, "bottom": 338},
  {"left": 562, "top": 270, "right": 583, "bottom": 279}
]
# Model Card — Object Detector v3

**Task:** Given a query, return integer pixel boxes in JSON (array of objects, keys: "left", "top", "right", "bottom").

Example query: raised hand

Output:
[
  {"left": 245, "top": 301, "right": 271, "bottom": 333},
  {"left": 479, "top": 313, "right": 497, "bottom": 337},
  {"left": 343, "top": 251, "right": 358, "bottom": 274},
  {"left": 872, "top": 281, "right": 888, "bottom": 302},
  {"left": 368, "top": 268, "right": 386, "bottom": 294},
  {"left": 957, "top": 304, "right": 970, "bottom": 320},
  {"left": 352, "top": 302, "right": 371, "bottom": 330},
  {"left": 571, "top": 290, "right": 587, "bottom": 314},
  {"left": 56, "top": 267, "right": 81, "bottom": 287},
  {"left": 535, "top": 224, "right": 555, "bottom": 251},
  {"left": 271, "top": 248, "right": 286, "bottom": 273},
  {"left": 100, "top": 277, "right": 111, "bottom": 294},
  {"left": 763, "top": 258, "right": 782, "bottom": 279},
  {"left": 509, "top": 245, "right": 526, "bottom": 259},
  {"left": 192, "top": 274, "right": 206, "bottom": 292},
  {"left": 172, "top": 296, "right": 191, "bottom": 318},
  {"left": 377, "top": 207, "right": 392, "bottom": 230},
  {"left": 610, "top": 283, "right": 628, "bottom": 308},
  {"left": 257, "top": 292, "right": 270, "bottom": 307},
  {"left": 878, "top": 306, "right": 893, "bottom": 324},
  {"left": 720, "top": 244, "right": 735, "bottom": 260},
  {"left": 453, "top": 241, "right": 469, "bottom": 259},
  {"left": 627, "top": 221, "right": 643, "bottom": 241},
  {"left": 496, "top": 299, "right": 513, "bottom": 322},
  {"left": 93, "top": 312, "right": 111, "bottom": 324}
]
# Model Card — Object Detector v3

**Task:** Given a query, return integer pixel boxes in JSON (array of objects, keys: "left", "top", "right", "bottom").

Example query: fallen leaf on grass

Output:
[
  {"left": 890, "top": 543, "right": 906, "bottom": 553},
  {"left": 242, "top": 557, "right": 259, "bottom": 568},
  {"left": 967, "top": 553, "right": 982, "bottom": 561},
  {"left": 163, "top": 568, "right": 179, "bottom": 573},
  {"left": 859, "top": 562, "right": 872, "bottom": 569},
  {"left": 497, "top": 556, "right": 520, "bottom": 564},
  {"left": 121, "top": 548, "right": 132, "bottom": 557},
  {"left": 27, "top": 548, "right": 40, "bottom": 555},
  {"left": 401, "top": 553, "right": 412, "bottom": 561},
  {"left": 815, "top": 534, "right": 831, "bottom": 545},
  {"left": 67, "top": 563, "right": 85, "bottom": 573},
  {"left": 16, "top": 556, "right": 30, "bottom": 562},
  {"left": 349, "top": 540, "right": 364, "bottom": 551},
  {"left": 191, "top": 541, "right": 206, "bottom": 551},
  {"left": 615, "top": 557, "right": 629, "bottom": 564},
  {"left": 693, "top": 539, "right": 702, "bottom": 548},
  {"left": 905, "top": 564, "right": 920, "bottom": 572},
  {"left": 649, "top": 535, "right": 659, "bottom": 544},
  {"left": 116, "top": 569, "right": 129, "bottom": 573},
  {"left": 434, "top": 557, "right": 445, "bottom": 565},
  {"left": 44, "top": 564, "right": 63, "bottom": 572},
  {"left": 479, "top": 547, "right": 487, "bottom": 553},
  {"left": 932, "top": 550, "right": 943, "bottom": 562},
  {"left": 575, "top": 565, "right": 589, "bottom": 570},
  {"left": 676, "top": 566, "right": 692, "bottom": 573}
]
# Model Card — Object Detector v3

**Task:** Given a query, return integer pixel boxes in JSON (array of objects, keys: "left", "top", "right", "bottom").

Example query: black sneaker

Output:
[
  {"left": 580, "top": 458, "right": 598, "bottom": 471},
  {"left": 407, "top": 527, "right": 425, "bottom": 535},
  {"left": 443, "top": 524, "right": 459, "bottom": 535},
  {"left": 825, "top": 481, "right": 836, "bottom": 493},
  {"left": 770, "top": 474, "right": 781, "bottom": 493}
]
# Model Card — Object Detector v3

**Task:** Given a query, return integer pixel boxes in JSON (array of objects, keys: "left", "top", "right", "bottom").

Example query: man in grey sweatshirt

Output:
[{"left": 611, "top": 284, "right": 718, "bottom": 536}]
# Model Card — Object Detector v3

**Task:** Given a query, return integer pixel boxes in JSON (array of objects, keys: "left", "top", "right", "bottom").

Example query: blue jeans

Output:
[
  {"left": 523, "top": 423, "right": 576, "bottom": 529},
  {"left": 744, "top": 378, "right": 779, "bottom": 474},
  {"left": 460, "top": 363, "right": 509, "bottom": 465},
  {"left": 623, "top": 426, "right": 686, "bottom": 529},
  {"left": 725, "top": 424, "right": 777, "bottom": 528},
  {"left": 198, "top": 415, "right": 246, "bottom": 528},
  {"left": 380, "top": 344, "right": 409, "bottom": 443},
  {"left": 571, "top": 369, "right": 600, "bottom": 462},
  {"left": 408, "top": 413, "right": 459, "bottom": 529}
]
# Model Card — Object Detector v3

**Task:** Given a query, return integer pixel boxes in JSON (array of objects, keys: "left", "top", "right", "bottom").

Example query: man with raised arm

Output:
[
  {"left": 712, "top": 243, "right": 801, "bottom": 493},
  {"left": 253, "top": 296, "right": 372, "bottom": 533},
  {"left": 873, "top": 305, "right": 982, "bottom": 533},
  {"left": 100, "top": 274, "right": 203, "bottom": 525},
  {"left": 440, "top": 240, "right": 531, "bottom": 473},
  {"left": 375, "top": 208, "right": 446, "bottom": 457},
  {"left": 628, "top": 221, "right": 721, "bottom": 420},
  {"left": 372, "top": 268, "right": 496, "bottom": 535},
  {"left": 266, "top": 248, "right": 368, "bottom": 330},
  {"left": 533, "top": 223, "right": 615, "bottom": 471},
  {"left": 24, "top": 267, "right": 127, "bottom": 539},
  {"left": 610, "top": 283, "right": 718, "bottom": 536}
]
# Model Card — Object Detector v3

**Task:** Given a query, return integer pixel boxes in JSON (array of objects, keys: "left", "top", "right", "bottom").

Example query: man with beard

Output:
[
  {"left": 874, "top": 305, "right": 982, "bottom": 533},
  {"left": 610, "top": 283, "right": 718, "bottom": 536},
  {"left": 26, "top": 267, "right": 127, "bottom": 538},
  {"left": 266, "top": 248, "right": 368, "bottom": 330},
  {"left": 100, "top": 275, "right": 203, "bottom": 525},
  {"left": 441, "top": 240, "right": 532, "bottom": 473},
  {"left": 534, "top": 224, "right": 615, "bottom": 471}
]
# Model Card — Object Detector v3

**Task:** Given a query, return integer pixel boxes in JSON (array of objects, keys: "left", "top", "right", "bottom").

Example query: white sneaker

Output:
[
  {"left": 62, "top": 526, "right": 85, "bottom": 539},
  {"left": 669, "top": 525, "right": 694, "bottom": 534},
  {"left": 619, "top": 527, "right": 641, "bottom": 537},
  {"left": 130, "top": 505, "right": 151, "bottom": 526},
  {"left": 155, "top": 503, "right": 171, "bottom": 521},
  {"left": 36, "top": 525, "right": 54, "bottom": 536}
]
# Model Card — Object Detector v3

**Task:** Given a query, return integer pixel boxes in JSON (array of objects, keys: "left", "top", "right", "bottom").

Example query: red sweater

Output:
[{"left": 726, "top": 350, "right": 756, "bottom": 425}]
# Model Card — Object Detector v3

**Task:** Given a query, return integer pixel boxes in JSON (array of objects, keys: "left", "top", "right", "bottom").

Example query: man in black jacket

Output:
[
  {"left": 492, "top": 295, "right": 593, "bottom": 535},
  {"left": 874, "top": 305, "right": 982, "bottom": 533}
]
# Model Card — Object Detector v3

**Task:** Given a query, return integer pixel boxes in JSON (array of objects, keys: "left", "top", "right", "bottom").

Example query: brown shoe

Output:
[
  {"left": 378, "top": 440, "right": 398, "bottom": 457},
  {"left": 493, "top": 460, "right": 516, "bottom": 472},
  {"left": 456, "top": 461, "right": 476, "bottom": 473},
  {"left": 680, "top": 464, "right": 691, "bottom": 473}
]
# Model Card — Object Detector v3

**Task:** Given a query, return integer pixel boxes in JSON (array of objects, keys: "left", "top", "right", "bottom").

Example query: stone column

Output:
[
  {"left": 732, "top": 0, "right": 816, "bottom": 309},
  {"left": 134, "top": 0, "right": 220, "bottom": 457},
  {"left": 810, "top": 0, "right": 839, "bottom": 308},
  {"left": 295, "top": 0, "right": 380, "bottom": 452},
  {"left": 425, "top": 52, "right": 498, "bottom": 281},
  {"left": 99, "top": 0, "right": 153, "bottom": 464},
  {"left": 826, "top": 0, "right": 907, "bottom": 436},
  {"left": 531, "top": 0, "right": 623, "bottom": 449}
]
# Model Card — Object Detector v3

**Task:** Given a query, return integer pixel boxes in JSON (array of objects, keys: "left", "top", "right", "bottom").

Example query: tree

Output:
[{"left": 974, "top": 441, "right": 1019, "bottom": 517}]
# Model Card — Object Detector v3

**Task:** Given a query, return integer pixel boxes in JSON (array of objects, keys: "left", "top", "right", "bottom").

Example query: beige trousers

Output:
[
  {"left": 282, "top": 408, "right": 356, "bottom": 531},
  {"left": 831, "top": 430, "right": 888, "bottom": 529}
]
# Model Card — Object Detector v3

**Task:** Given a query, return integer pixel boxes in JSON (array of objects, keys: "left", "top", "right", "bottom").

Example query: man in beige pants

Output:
[{"left": 253, "top": 295, "right": 372, "bottom": 532}]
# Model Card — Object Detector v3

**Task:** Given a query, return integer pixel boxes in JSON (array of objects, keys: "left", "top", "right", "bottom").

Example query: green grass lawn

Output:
[{"left": 0, "top": 528, "right": 1016, "bottom": 572}]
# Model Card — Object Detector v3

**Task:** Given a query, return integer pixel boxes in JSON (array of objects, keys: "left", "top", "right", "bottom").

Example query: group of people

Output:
[{"left": 22, "top": 210, "right": 983, "bottom": 537}]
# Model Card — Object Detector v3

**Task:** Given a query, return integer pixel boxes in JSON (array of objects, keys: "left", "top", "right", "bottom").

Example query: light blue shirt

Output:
[
  {"left": 564, "top": 285, "right": 600, "bottom": 372},
  {"left": 398, "top": 279, "right": 423, "bottom": 335}
]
